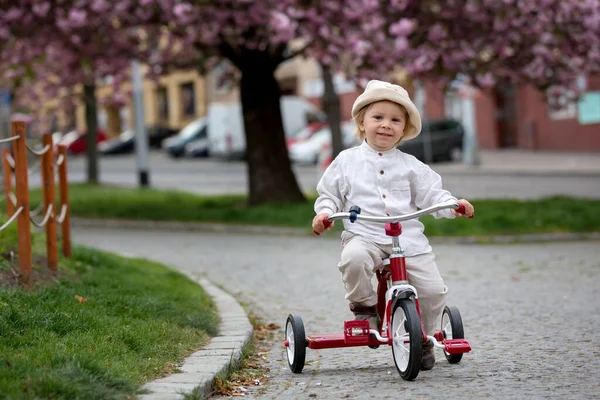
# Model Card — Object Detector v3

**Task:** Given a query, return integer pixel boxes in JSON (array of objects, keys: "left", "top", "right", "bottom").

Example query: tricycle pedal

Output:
[
  {"left": 344, "top": 320, "right": 370, "bottom": 345},
  {"left": 443, "top": 339, "right": 471, "bottom": 354}
]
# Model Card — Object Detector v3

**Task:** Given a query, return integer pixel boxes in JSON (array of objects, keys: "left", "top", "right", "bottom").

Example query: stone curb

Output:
[
  {"left": 71, "top": 217, "right": 600, "bottom": 244},
  {"left": 139, "top": 275, "right": 253, "bottom": 400}
]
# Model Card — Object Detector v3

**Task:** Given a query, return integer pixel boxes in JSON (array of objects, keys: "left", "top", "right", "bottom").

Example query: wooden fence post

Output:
[
  {"left": 2, "top": 148, "right": 14, "bottom": 217},
  {"left": 41, "top": 134, "right": 58, "bottom": 272},
  {"left": 57, "top": 145, "right": 71, "bottom": 258},
  {"left": 12, "top": 121, "right": 32, "bottom": 286}
]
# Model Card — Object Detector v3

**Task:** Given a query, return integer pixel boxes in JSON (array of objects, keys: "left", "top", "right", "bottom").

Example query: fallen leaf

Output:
[{"left": 74, "top": 295, "right": 88, "bottom": 304}]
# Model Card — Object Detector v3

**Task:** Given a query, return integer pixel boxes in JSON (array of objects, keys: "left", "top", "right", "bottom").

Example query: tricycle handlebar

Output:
[{"left": 326, "top": 200, "right": 466, "bottom": 225}]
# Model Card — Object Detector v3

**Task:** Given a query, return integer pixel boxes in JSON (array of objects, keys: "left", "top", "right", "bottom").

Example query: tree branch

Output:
[{"left": 283, "top": 41, "right": 313, "bottom": 61}]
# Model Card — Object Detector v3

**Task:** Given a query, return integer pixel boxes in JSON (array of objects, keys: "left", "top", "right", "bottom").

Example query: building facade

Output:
[
  {"left": 79, "top": 69, "right": 207, "bottom": 137},
  {"left": 46, "top": 54, "right": 599, "bottom": 152}
]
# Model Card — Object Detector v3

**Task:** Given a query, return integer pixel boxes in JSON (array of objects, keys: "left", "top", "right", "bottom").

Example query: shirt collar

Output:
[{"left": 360, "top": 140, "right": 397, "bottom": 157}]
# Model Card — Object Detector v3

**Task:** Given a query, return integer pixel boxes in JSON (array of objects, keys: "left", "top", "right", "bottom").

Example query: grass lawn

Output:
[
  {"left": 30, "top": 184, "right": 600, "bottom": 235},
  {"left": 0, "top": 222, "right": 219, "bottom": 399}
]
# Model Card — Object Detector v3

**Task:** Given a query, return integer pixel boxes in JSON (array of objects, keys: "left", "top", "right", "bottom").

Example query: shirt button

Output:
[
  {"left": 380, "top": 170, "right": 384, "bottom": 175},
  {"left": 378, "top": 152, "right": 382, "bottom": 156},
  {"left": 382, "top": 194, "right": 386, "bottom": 199}
]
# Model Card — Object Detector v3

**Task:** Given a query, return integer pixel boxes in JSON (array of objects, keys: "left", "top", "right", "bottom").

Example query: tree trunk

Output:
[
  {"left": 320, "top": 64, "right": 343, "bottom": 159},
  {"left": 239, "top": 55, "right": 305, "bottom": 205},
  {"left": 83, "top": 83, "right": 99, "bottom": 184}
]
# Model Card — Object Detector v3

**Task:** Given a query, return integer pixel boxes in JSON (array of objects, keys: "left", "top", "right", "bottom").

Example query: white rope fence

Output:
[
  {"left": 29, "top": 201, "right": 44, "bottom": 217},
  {"left": 0, "top": 136, "right": 20, "bottom": 144},
  {"left": 26, "top": 143, "right": 51, "bottom": 156},
  {"left": 30, "top": 204, "right": 53, "bottom": 228},
  {"left": 1, "top": 124, "right": 72, "bottom": 284},
  {"left": 5, "top": 152, "right": 15, "bottom": 169},
  {"left": 0, "top": 206, "right": 23, "bottom": 232},
  {"left": 56, "top": 204, "right": 68, "bottom": 224}
]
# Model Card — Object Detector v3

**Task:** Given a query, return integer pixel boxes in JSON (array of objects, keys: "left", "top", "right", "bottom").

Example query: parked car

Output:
[
  {"left": 286, "top": 121, "right": 328, "bottom": 148},
  {"left": 99, "top": 129, "right": 135, "bottom": 155},
  {"left": 208, "top": 96, "right": 326, "bottom": 160},
  {"left": 184, "top": 136, "right": 210, "bottom": 158},
  {"left": 398, "top": 119, "right": 464, "bottom": 162},
  {"left": 161, "top": 118, "right": 207, "bottom": 158},
  {"left": 56, "top": 129, "right": 108, "bottom": 155},
  {"left": 288, "top": 121, "right": 357, "bottom": 165},
  {"left": 148, "top": 125, "right": 178, "bottom": 148}
]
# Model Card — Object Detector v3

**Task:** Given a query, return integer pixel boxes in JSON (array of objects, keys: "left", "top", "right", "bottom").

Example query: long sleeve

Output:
[
  {"left": 314, "top": 157, "right": 346, "bottom": 215},
  {"left": 412, "top": 162, "right": 457, "bottom": 219}
]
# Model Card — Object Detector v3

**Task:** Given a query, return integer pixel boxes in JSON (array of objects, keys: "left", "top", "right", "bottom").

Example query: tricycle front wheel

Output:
[
  {"left": 391, "top": 298, "right": 422, "bottom": 381},
  {"left": 285, "top": 314, "right": 307, "bottom": 373}
]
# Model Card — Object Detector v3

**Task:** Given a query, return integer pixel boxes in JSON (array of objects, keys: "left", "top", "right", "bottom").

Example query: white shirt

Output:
[{"left": 315, "top": 140, "right": 457, "bottom": 256}]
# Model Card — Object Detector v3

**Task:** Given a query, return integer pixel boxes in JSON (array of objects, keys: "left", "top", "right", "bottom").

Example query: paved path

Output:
[{"left": 73, "top": 227, "right": 600, "bottom": 399}]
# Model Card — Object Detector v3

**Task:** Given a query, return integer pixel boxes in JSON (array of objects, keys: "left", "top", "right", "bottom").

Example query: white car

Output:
[
  {"left": 184, "top": 137, "right": 210, "bottom": 157},
  {"left": 288, "top": 121, "right": 358, "bottom": 165}
]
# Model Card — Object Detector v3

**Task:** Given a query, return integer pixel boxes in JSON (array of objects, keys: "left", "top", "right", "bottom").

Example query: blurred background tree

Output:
[
  {"left": 1, "top": 0, "right": 599, "bottom": 203},
  {"left": 0, "top": 0, "right": 155, "bottom": 183}
]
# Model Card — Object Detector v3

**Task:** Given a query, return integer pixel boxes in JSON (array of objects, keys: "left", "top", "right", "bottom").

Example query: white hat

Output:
[{"left": 351, "top": 80, "right": 422, "bottom": 141}]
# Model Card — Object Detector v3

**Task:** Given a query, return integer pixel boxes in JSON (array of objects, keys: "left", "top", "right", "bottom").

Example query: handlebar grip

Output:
[
  {"left": 314, "top": 216, "right": 333, "bottom": 235},
  {"left": 456, "top": 204, "right": 474, "bottom": 219}
]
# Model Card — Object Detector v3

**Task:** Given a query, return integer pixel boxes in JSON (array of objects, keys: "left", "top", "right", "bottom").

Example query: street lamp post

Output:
[{"left": 131, "top": 60, "right": 150, "bottom": 187}]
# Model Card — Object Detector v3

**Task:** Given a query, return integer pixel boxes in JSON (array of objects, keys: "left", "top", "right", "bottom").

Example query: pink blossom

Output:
[
  {"left": 68, "top": 9, "right": 88, "bottom": 27},
  {"left": 3, "top": 8, "right": 23, "bottom": 21},
  {"left": 389, "top": 19, "right": 415, "bottom": 37},
  {"left": 91, "top": 0, "right": 111, "bottom": 13},
  {"left": 32, "top": 3, "right": 51, "bottom": 17}
]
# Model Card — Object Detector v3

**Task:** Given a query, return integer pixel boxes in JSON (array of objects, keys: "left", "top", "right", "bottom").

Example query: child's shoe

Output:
[
  {"left": 420, "top": 340, "right": 435, "bottom": 370},
  {"left": 349, "top": 303, "right": 381, "bottom": 349},
  {"left": 349, "top": 303, "right": 380, "bottom": 330}
]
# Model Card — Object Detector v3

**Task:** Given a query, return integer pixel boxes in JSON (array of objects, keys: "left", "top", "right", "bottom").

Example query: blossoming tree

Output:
[
  {"left": 0, "top": 0, "right": 154, "bottom": 183},
  {"left": 2, "top": 0, "right": 599, "bottom": 202},
  {"left": 155, "top": 0, "right": 599, "bottom": 204}
]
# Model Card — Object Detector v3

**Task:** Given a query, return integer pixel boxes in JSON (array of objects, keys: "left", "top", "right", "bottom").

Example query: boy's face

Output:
[{"left": 359, "top": 101, "right": 406, "bottom": 152}]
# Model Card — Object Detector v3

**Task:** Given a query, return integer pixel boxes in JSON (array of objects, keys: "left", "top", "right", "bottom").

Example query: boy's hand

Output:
[
  {"left": 452, "top": 199, "right": 475, "bottom": 218},
  {"left": 312, "top": 213, "right": 334, "bottom": 235}
]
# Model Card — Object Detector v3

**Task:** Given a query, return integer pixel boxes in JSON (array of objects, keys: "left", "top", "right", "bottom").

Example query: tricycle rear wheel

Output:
[
  {"left": 441, "top": 305, "right": 465, "bottom": 364},
  {"left": 285, "top": 314, "right": 307, "bottom": 373}
]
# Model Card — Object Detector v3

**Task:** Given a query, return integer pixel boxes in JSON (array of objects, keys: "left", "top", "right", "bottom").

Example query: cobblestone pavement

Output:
[{"left": 73, "top": 228, "right": 600, "bottom": 399}]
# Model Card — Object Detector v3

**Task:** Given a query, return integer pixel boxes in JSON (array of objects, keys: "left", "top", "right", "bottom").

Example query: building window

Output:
[
  {"left": 157, "top": 86, "right": 169, "bottom": 122},
  {"left": 181, "top": 82, "right": 195, "bottom": 118},
  {"left": 546, "top": 88, "right": 576, "bottom": 120},
  {"left": 213, "top": 61, "right": 234, "bottom": 95}
]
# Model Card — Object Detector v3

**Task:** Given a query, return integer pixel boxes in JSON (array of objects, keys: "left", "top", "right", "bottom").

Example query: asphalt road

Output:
[
  {"left": 32, "top": 151, "right": 600, "bottom": 200},
  {"left": 73, "top": 227, "right": 600, "bottom": 399}
]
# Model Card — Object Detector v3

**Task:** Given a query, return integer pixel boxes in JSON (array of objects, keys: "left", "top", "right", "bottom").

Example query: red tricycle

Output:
[{"left": 284, "top": 200, "right": 472, "bottom": 381}]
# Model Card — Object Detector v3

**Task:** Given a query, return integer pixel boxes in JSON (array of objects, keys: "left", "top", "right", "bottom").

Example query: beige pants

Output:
[{"left": 338, "top": 232, "right": 447, "bottom": 335}]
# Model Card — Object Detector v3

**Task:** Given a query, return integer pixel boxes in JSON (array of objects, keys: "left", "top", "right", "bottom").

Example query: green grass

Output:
[
  {"left": 0, "top": 236, "right": 219, "bottom": 399},
  {"left": 30, "top": 184, "right": 600, "bottom": 235}
]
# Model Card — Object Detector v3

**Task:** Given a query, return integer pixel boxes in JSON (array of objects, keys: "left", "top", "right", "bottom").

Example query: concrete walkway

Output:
[
  {"left": 432, "top": 149, "right": 600, "bottom": 177},
  {"left": 72, "top": 227, "right": 600, "bottom": 400},
  {"left": 69, "top": 148, "right": 599, "bottom": 398}
]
